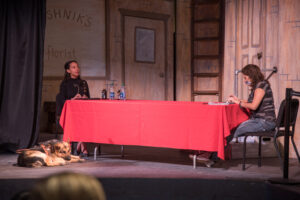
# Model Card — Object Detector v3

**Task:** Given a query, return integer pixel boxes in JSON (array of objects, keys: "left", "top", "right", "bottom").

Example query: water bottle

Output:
[
  {"left": 120, "top": 85, "right": 126, "bottom": 100},
  {"left": 101, "top": 89, "right": 107, "bottom": 99},
  {"left": 117, "top": 90, "right": 121, "bottom": 100},
  {"left": 109, "top": 84, "right": 115, "bottom": 100}
]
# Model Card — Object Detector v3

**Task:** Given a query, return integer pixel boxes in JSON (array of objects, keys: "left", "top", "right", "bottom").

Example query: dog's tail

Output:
[{"left": 16, "top": 149, "right": 29, "bottom": 154}]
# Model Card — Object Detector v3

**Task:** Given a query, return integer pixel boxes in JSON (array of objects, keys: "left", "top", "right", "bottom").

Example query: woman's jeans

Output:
[{"left": 233, "top": 118, "right": 276, "bottom": 138}]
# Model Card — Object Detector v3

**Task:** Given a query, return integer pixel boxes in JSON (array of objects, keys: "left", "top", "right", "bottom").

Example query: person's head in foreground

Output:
[{"left": 30, "top": 172, "right": 106, "bottom": 200}]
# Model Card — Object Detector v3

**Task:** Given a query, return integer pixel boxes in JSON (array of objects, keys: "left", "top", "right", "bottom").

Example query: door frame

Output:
[{"left": 119, "top": 9, "right": 169, "bottom": 100}]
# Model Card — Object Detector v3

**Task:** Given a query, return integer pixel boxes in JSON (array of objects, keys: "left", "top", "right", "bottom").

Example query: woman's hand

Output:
[
  {"left": 227, "top": 95, "right": 240, "bottom": 104},
  {"left": 81, "top": 94, "right": 88, "bottom": 99},
  {"left": 71, "top": 93, "right": 82, "bottom": 100}
]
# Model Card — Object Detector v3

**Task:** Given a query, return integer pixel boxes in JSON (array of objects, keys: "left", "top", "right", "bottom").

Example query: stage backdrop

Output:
[
  {"left": 0, "top": 0, "right": 46, "bottom": 151},
  {"left": 44, "top": 0, "right": 106, "bottom": 79}
]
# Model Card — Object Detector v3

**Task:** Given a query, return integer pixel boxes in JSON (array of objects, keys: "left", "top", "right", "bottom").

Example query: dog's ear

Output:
[
  {"left": 41, "top": 144, "right": 50, "bottom": 156},
  {"left": 50, "top": 144, "right": 57, "bottom": 153},
  {"left": 66, "top": 143, "right": 71, "bottom": 152},
  {"left": 63, "top": 141, "right": 70, "bottom": 147},
  {"left": 55, "top": 145, "right": 61, "bottom": 151},
  {"left": 66, "top": 138, "right": 71, "bottom": 148}
]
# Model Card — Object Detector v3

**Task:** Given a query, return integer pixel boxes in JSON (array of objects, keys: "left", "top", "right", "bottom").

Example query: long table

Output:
[{"left": 60, "top": 100, "right": 249, "bottom": 160}]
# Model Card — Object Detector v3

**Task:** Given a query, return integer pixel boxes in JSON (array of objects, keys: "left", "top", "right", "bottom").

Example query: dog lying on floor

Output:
[{"left": 16, "top": 139, "right": 84, "bottom": 167}]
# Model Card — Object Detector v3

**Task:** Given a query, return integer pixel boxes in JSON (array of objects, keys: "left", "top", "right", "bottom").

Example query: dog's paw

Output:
[{"left": 71, "top": 155, "right": 81, "bottom": 159}]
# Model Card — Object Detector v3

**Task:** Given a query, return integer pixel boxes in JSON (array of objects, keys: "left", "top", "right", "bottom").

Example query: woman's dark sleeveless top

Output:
[{"left": 248, "top": 80, "right": 276, "bottom": 122}]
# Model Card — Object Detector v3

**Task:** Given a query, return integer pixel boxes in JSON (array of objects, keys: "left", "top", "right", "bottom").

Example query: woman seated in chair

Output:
[
  {"left": 56, "top": 60, "right": 90, "bottom": 157},
  {"left": 228, "top": 64, "right": 276, "bottom": 138},
  {"left": 191, "top": 64, "right": 276, "bottom": 167}
]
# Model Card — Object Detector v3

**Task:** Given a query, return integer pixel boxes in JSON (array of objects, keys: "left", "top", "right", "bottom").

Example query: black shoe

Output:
[{"left": 73, "top": 150, "right": 79, "bottom": 156}]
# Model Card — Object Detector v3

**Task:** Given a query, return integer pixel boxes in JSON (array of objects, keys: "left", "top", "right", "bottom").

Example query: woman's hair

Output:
[
  {"left": 64, "top": 60, "right": 80, "bottom": 80},
  {"left": 30, "top": 172, "right": 106, "bottom": 200},
  {"left": 241, "top": 64, "right": 266, "bottom": 89}
]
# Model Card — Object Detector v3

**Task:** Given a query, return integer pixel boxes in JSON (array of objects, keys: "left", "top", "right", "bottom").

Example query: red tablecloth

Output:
[{"left": 60, "top": 100, "right": 249, "bottom": 159}]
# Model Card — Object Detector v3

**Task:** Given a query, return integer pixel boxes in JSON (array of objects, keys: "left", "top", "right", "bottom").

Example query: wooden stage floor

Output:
[{"left": 1, "top": 141, "right": 300, "bottom": 200}]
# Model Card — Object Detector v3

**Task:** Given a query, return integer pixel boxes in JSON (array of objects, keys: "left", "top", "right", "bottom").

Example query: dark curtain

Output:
[{"left": 0, "top": 0, "right": 46, "bottom": 152}]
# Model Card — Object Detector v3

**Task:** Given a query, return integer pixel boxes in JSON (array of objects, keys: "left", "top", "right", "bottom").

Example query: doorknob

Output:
[
  {"left": 159, "top": 72, "right": 165, "bottom": 78},
  {"left": 257, "top": 52, "right": 262, "bottom": 60}
]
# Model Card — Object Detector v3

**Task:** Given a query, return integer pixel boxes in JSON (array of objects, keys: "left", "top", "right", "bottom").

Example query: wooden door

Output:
[
  {"left": 124, "top": 16, "right": 166, "bottom": 100},
  {"left": 236, "top": 0, "right": 266, "bottom": 99}
]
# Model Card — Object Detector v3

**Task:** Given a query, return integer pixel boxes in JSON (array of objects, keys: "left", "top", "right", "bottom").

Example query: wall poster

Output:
[{"left": 135, "top": 27, "right": 156, "bottom": 63}]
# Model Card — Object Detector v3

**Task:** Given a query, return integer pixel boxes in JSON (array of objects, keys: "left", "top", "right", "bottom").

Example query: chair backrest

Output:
[
  {"left": 56, "top": 93, "right": 64, "bottom": 116},
  {"left": 276, "top": 99, "right": 299, "bottom": 129}
]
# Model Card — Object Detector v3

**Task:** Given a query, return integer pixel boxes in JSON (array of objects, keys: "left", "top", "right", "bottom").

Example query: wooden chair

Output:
[{"left": 240, "top": 99, "right": 299, "bottom": 170}]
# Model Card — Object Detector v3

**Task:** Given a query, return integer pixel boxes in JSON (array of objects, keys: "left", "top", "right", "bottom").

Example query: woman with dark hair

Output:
[
  {"left": 56, "top": 60, "right": 90, "bottom": 157},
  {"left": 190, "top": 64, "right": 276, "bottom": 167},
  {"left": 228, "top": 64, "right": 276, "bottom": 137}
]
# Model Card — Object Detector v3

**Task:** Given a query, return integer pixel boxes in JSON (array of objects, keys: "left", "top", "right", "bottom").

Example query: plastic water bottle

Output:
[
  {"left": 109, "top": 84, "right": 115, "bottom": 100},
  {"left": 101, "top": 89, "right": 107, "bottom": 99},
  {"left": 120, "top": 86, "right": 126, "bottom": 100}
]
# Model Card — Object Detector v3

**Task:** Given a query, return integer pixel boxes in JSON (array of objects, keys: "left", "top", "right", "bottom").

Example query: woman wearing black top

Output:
[{"left": 56, "top": 60, "right": 90, "bottom": 157}]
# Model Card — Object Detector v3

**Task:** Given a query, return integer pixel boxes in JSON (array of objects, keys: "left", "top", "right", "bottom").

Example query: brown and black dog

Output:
[{"left": 16, "top": 139, "right": 84, "bottom": 167}]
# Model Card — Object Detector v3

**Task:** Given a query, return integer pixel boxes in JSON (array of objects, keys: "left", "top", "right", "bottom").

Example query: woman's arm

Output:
[
  {"left": 228, "top": 88, "right": 265, "bottom": 110},
  {"left": 240, "top": 88, "right": 265, "bottom": 110}
]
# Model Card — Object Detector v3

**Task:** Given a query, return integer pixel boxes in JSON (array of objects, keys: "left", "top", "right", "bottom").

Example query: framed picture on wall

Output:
[
  {"left": 135, "top": 27, "right": 156, "bottom": 63},
  {"left": 44, "top": 0, "right": 107, "bottom": 79}
]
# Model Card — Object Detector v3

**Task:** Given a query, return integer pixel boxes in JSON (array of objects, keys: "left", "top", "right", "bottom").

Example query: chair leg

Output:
[
  {"left": 243, "top": 136, "right": 248, "bottom": 170},
  {"left": 258, "top": 136, "right": 262, "bottom": 167},
  {"left": 94, "top": 144, "right": 101, "bottom": 160},
  {"left": 121, "top": 145, "right": 124, "bottom": 158},
  {"left": 193, "top": 154, "right": 197, "bottom": 169},
  {"left": 291, "top": 137, "right": 300, "bottom": 163},
  {"left": 55, "top": 125, "right": 59, "bottom": 139},
  {"left": 98, "top": 144, "right": 101, "bottom": 156},
  {"left": 71, "top": 142, "right": 78, "bottom": 155},
  {"left": 273, "top": 137, "right": 283, "bottom": 170},
  {"left": 55, "top": 116, "right": 60, "bottom": 140},
  {"left": 94, "top": 146, "right": 98, "bottom": 161}
]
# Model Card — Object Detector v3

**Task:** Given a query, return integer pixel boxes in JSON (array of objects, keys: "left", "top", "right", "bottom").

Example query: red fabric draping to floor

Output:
[{"left": 60, "top": 100, "right": 249, "bottom": 159}]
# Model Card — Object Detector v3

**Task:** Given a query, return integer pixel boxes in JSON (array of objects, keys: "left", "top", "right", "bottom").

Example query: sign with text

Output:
[{"left": 44, "top": 0, "right": 106, "bottom": 78}]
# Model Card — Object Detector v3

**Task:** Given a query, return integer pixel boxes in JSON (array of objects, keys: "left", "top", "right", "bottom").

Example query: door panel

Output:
[{"left": 237, "top": 0, "right": 265, "bottom": 99}]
